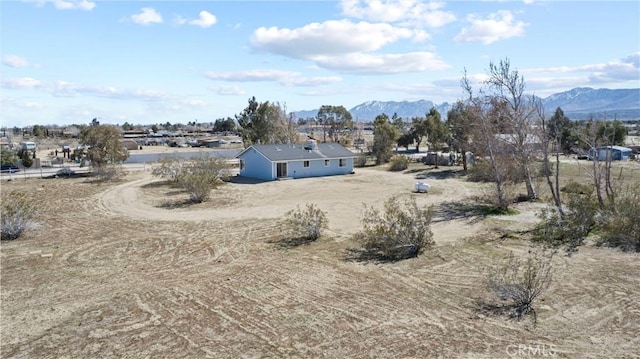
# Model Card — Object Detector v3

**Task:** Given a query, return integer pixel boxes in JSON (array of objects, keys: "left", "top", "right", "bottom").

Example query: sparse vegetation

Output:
[
  {"left": 151, "top": 155, "right": 186, "bottom": 182},
  {"left": 388, "top": 155, "right": 409, "bottom": 172},
  {"left": 353, "top": 197, "right": 434, "bottom": 261},
  {"left": 1, "top": 148, "right": 18, "bottom": 166},
  {"left": 151, "top": 155, "right": 231, "bottom": 203},
  {"left": 1, "top": 191, "right": 38, "bottom": 241},
  {"left": 279, "top": 203, "right": 328, "bottom": 245},
  {"left": 354, "top": 153, "right": 368, "bottom": 168},
  {"left": 484, "top": 249, "right": 553, "bottom": 322}
]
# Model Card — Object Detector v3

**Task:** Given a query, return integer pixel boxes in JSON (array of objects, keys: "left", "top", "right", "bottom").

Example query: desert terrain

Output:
[{"left": 1, "top": 159, "right": 639, "bottom": 358}]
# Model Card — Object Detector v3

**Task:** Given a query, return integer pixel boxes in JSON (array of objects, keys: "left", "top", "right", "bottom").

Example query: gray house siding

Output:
[
  {"left": 238, "top": 147, "right": 274, "bottom": 180},
  {"left": 236, "top": 142, "right": 355, "bottom": 181},
  {"left": 285, "top": 158, "right": 353, "bottom": 179}
]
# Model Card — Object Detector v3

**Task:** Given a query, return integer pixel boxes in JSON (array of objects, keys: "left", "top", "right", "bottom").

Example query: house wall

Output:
[
  {"left": 238, "top": 148, "right": 274, "bottom": 180},
  {"left": 286, "top": 158, "right": 353, "bottom": 179}
]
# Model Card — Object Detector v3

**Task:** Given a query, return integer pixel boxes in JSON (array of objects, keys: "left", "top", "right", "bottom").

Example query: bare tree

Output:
[
  {"left": 486, "top": 59, "right": 539, "bottom": 200},
  {"left": 462, "top": 72, "right": 510, "bottom": 210},
  {"left": 538, "top": 105, "right": 564, "bottom": 217}
]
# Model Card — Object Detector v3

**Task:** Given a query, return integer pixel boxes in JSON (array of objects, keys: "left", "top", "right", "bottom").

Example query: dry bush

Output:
[
  {"left": 353, "top": 197, "right": 434, "bottom": 261},
  {"left": 1, "top": 191, "right": 38, "bottom": 240},
  {"left": 279, "top": 203, "right": 328, "bottom": 245},
  {"left": 354, "top": 153, "right": 368, "bottom": 168},
  {"left": 151, "top": 156, "right": 185, "bottom": 182},
  {"left": 93, "top": 164, "right": 125, "bottom": 182},
  {"left": 484, "top": 250, "right": 553, "bottom": 321},
  {"left": 388, "top": 155, "right": 409, "bottom": 172},
  {"left": 177, "top": 156, "right": 232, "bottom": 203}
]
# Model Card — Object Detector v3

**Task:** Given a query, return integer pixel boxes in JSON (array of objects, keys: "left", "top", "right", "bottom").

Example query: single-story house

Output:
[
  {"left": 235, "top": 140, "right": 357, "bottom": 181},
  {"left": 588, "top": 145, "right": 634, "bottom": 161}
]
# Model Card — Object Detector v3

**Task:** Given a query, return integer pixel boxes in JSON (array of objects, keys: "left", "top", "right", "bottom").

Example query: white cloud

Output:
[
  {"left": 204, "top": 69, "right": 342, "bottom": 87},
  {"left": 1, "top": 77, "right": 44, "bottom": 89},
  {"left": 189, "top": 11, "right": 217, "bottom": 28},
  {"left": 251, "top": 20, "right": 414, "bottom": 59},
  {"left": 130, "top": 8, "right": 163, "bottom": 26},
  {"left": 2, "top": 55, "right": 31, "bottom": 68},
  {"left": 23, "top": 0, "right": 95, "bottom": 11},
  {"left": 205, "top": 69, "right": 298, "bottom": 82},
  {"left": 313, "top": 51, "right": 450, "bottom": 74},
  {"left": 454, "top": 10, "right": 527, "bottom": 44},
  {"left": 340, "top": 0, "right": 456, "bottom": 28},
  {"left": 209, "top": 85, "right": 247, "bottom": 96}
]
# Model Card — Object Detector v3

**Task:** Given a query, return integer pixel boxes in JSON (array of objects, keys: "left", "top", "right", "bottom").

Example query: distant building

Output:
[
  {"left": 235, "top": 140, "right": 356, "bottom": 181},
  {"left": 588, "top": 146, "right": 634, "bottom": 161}
]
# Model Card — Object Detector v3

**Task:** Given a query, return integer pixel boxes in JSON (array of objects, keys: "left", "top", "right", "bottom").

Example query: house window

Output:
[
  {"left": 324, "top": 159, "right": 330, "bottom": 167},
  {"left": 339, "top": 159, "right": 346, "bottom": 167},
  {"left": 304, "top": 160, "right": 310, "bottom": 168},
  {"left": 239, "top": 159, "right": 245, "bottom": 170}
]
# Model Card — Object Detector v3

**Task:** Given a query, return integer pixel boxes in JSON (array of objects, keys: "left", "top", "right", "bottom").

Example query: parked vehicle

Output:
[{"left": 0, "top": 164, "right": 20, "bottom": 173}]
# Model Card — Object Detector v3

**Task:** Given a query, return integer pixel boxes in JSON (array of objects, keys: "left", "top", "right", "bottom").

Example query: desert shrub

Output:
[
  {"left": 354, "top": 153, "right": 368, "bottom": 168},
  {"left": 466, "top": 161, "right": 495, "bottom": 182},
  {"left": 597, "top": 185, "right": 640, "bottom": 252},
  {"left": 561, "top": 181, "right": 593, "bottom": 195},
  {"left": 151, "top": 156, "right": 185, "bottom": 182},
  {"left": 484, "top": 250, "right": 553, "bottom": 321},
  {"left": 1, "top": 191, "right": 38, "bottom": 240},
  {"left": 93, "top": 164, "right": 125, "bottom": 181},
  {"left": 388, "top": 155, "right": 409, "bottom": 172},
  {"left": 1, "top": 148, "right": 18, "bottom": 166},
  {"left": 534, "top": 192, "right": 598, "bottom": 253},
  {"left": 280, "top": 203, "right": 328, "bottom": 243},
  {"left": 353, "top": 197, "right": 434, "bottom": 261},
  {"left": 177, "top": 155, "right": 231, "bottom": 203}
]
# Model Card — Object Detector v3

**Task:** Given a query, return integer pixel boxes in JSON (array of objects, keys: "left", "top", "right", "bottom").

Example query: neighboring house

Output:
[
  {"left": 495, "top": 134, "right": 543, "bottom": 153},
  {"left": 235, "top": 140, "right": 357, "bottom": 180},
  {"left": 588, "top": 145, "right": 634, "bottom": 161}
]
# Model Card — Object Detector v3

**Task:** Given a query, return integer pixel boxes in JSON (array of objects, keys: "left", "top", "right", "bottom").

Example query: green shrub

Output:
[
  {"left": 534, "top": 193, "right": 598, "bottom": 253},
  {"left": 353, "top": 197, "right": 434, "bottom": 261},
  {"left": 388, "top": 155, "right": 409, "bottom": 172},
  {"left": 597, "top": 185, "right": 640, "bottom": 252},
  {"left": 1, "top": 191, "right": 38, "bottom": 240}
]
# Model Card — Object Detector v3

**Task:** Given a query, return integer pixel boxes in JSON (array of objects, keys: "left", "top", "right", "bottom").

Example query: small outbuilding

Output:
[
  {"left": 235, "top": 140, "right": 357, "bottom": 181},
  {"left": 588, "top": 145, "right": 634, "bottom": 161}
]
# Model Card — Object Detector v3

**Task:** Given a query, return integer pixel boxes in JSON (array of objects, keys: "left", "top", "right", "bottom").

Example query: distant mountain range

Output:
[{"left": 293, "top": 87, "right": 640, "bottom": 121}]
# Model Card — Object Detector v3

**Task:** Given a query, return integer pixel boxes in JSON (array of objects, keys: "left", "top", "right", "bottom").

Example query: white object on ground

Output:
[{"left": 415, "top": 182, "right": 431, "bottom": 193}]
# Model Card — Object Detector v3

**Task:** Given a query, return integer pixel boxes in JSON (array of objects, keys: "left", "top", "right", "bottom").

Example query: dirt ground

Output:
[{"left": 1, "top": 162, "right": 639, "bottom": 358}]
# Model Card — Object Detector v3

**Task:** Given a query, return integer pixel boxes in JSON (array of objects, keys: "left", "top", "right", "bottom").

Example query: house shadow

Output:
[
  {"left": 413, "top": 168, "right": 467, "bottom": 180},
  {"left": 432, "top": 198, "right": 497, "bottom": 224},
  {"left": 226, "top": 176, "right": 271, "bottom": 185}
]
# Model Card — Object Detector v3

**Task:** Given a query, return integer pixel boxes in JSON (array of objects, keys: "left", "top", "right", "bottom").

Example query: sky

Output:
[{"left": 1, "top": 0, "right": 639, "bottom": 127}]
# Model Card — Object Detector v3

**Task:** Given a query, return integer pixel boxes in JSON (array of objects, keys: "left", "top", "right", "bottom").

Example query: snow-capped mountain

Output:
[{"left": 293, "top": 87, "right": 639, "bottom": 121}]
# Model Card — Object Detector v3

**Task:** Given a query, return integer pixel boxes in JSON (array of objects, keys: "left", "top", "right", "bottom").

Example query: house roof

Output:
[
  {"left": 595, "top": 145, "right": 632, "bottom": 152},
  {"left": 236, "top": 142, "right": 357, "bottom": 162}
]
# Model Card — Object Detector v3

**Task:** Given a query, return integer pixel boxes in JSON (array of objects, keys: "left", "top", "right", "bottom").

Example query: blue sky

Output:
[{"left": 1, "top": 0, "right": 639, "bottom": 127}]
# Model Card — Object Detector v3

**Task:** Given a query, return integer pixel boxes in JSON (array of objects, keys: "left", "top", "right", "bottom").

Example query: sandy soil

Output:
[{"left": 1, "top": 164, "right": 639, "bottom": 358}]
